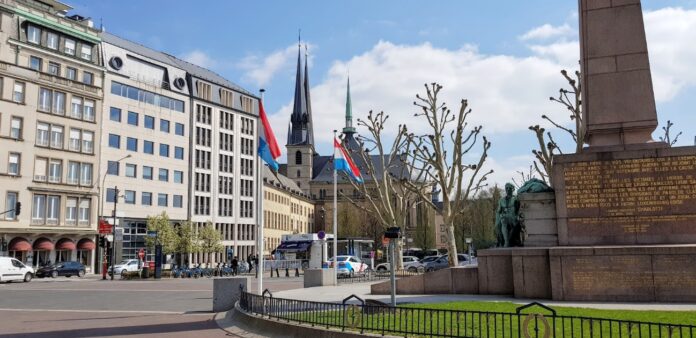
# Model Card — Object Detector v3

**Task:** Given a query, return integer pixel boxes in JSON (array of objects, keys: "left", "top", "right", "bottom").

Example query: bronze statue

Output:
[{"left": 495, "top": 183, "right": 522, "bottom": 247}]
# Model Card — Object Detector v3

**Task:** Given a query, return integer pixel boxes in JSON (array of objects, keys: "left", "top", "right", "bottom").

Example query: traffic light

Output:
[
  {"left": 384, "top": 227, "right": 401, "bottom": 239},
  {"left": 14, "top": 202, "right": 21, "bottom": 216},
  {"left": 99, "top": 236, "right": 106, "bottom": 248}
]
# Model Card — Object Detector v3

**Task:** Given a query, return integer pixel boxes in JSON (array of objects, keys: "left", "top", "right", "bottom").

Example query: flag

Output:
[
  {"left": 334, "top": 136, "right": 363, "bottom": 183},
  {"left": 258, "top": 100, "right": 281, "bottom": 171}
]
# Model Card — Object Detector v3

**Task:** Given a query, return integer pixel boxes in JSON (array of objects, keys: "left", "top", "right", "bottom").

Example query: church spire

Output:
[
  {"left": 343, "top": 77, "right": 355, "bottom": 134},
  {"left": 303, "top": 44, "right": 314, "bottom": 146},
  {"left": 288, "top": 34, "right": 313, "bottom": 146}
]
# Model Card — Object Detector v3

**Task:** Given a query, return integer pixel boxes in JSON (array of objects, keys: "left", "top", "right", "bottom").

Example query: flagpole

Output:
[
  {"left": 257, "top": 89, "right": 266, "bottom": 295},
  {"left": 333, "top": 130, "right": 338, "bottom": 286}
]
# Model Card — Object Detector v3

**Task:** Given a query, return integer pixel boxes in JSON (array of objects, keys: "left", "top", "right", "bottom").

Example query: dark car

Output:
[
  {"left": 424, "top": 254, "right": 470, "bottom": 272},
  {"left": 36, "top": 261, "right": 86, "bottom": 278}
]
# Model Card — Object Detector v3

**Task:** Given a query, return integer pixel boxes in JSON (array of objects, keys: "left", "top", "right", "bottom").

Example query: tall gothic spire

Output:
[
  {"left": 343, "top": 77, "right": 355, "bottom": 134},
  {"left": 287, "top": 36, "right": 314, "bottom": 146}
]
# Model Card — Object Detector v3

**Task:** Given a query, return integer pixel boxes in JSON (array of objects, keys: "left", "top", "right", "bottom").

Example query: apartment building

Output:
[
  {"left": 99, "top": 32, "right": 190, "bottom": 263},
  {"left": 0, "top": 0, "right": 103, "bottom": 271},
  {"left": 262, "top": 166, "right": 314, "bottom": 256},
  {"left": 180, "top": 63, "right": 260, "bottom": 264}
]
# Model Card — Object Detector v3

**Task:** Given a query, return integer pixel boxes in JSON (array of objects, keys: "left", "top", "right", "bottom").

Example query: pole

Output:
[
  {"left": 110, "top": 186, "right": 118, "bottom": 280},
  {"left": 390, "top": 239, "right": 396, "bottom": 306},
  {"left": 332, "top": 130, "right": 338, "bottom": 286},
  {"left": 257, "top": 89, "right": 266, "bottom": 295}
]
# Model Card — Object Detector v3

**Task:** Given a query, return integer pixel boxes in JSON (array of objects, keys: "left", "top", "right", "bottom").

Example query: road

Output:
[{"left": 0, "top": 274, "right": 302, "bottom": 337}]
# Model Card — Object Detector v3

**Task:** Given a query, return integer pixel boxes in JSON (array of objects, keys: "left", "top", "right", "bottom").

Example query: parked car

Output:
[
  {"left": 108, "top": 259, "right": 140, "bottom": 276},
  {"left": 0, "top": 257, "right": 34, "bottom": 283},
  {"left": 36, "top": 261, "right": 86, "bottom": 278},
  {"left": 323, "top": 255, "right": 368, "bottom": 277},
  {"left": 424, "top": 254, "right": 470, "bottom": 272},
  {"left": 375, "top": 256, "right": 421, "bottom": 272}
]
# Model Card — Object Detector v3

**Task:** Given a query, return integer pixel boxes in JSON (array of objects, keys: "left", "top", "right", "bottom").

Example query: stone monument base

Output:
[{"left": 477, "top": 244, "right": 696, "bottom": 302}]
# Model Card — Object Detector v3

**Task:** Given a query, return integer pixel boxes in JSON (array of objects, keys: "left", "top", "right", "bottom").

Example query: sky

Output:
[{"left": 69, "top": 0, "right": 696, "bottom": 187}]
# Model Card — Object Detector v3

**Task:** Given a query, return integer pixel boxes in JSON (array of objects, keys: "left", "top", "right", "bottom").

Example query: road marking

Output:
[
  {"left": 0, "top": 288, "right": 210, "bottom": 292},
  {"left": 0, "top": 308, "right": 212, "bottom": 315}
]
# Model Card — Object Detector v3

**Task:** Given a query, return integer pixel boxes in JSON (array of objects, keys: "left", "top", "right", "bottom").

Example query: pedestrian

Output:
[
  {"left": 247, "top": 254, "right": 253, "bottom": 274},
  {"left": 253, "top": 255, "right": 259, "bottom": 277},
  {"left": 231, "top": 256, "right": 239, "bottom": 276}
]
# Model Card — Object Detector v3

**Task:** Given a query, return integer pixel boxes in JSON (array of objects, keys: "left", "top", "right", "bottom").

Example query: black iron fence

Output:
[{"left": 239, "top": 290, "right": 696, "bottom": 337}]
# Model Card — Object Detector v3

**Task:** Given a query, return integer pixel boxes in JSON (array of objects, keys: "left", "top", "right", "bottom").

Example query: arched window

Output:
[{"left": 295, "top": 151, "right": 302, "bottom": 165}]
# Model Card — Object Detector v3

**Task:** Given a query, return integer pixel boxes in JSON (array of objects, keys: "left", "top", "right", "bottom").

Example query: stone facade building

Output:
[{"left": 0, "top": 0, "right": 103, "bottom": 271}]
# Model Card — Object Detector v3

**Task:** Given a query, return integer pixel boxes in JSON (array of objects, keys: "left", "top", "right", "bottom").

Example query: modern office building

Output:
[
  {"left": 0, "top": 0, "right": 103, "bottom": 271},
  {"left": 99, "top": 32, "right": 190, "bottom": 263},
  {"left": 262, "top": 166, "right": 314, "bottom": 256}
]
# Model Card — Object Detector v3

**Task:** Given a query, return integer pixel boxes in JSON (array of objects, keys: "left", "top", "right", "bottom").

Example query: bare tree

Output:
[
  {"left": 512, "top": 165, "right": 535, "bottom": 189},
  {"left": 339, "top": 110, "right": 422, "bottom": 270},
  {"left": 659, "top": 120, "right": 682, "bottom": 146},
  {"left": 405, "top": 83, "right": 493, "bottom": 267},
  {"left": 529, "top": 69, "right": 582, "bottom": 185}
]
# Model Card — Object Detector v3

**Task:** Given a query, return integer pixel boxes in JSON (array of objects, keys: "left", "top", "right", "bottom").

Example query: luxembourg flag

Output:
[
  {"left": 334, "top": 136, "right": 363, "bottom": 183},
  {"left": 258, "top": 100, "right": 281, "bottom": 171}
]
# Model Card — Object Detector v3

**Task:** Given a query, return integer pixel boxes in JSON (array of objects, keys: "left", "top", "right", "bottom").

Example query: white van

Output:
[{"left": 0, "top": 257, "right": 34, "bottom": 283}]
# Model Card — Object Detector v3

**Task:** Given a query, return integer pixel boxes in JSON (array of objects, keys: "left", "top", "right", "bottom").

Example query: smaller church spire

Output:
[{"left": 343, "top": 77, "right": 356, "bottom": 134}]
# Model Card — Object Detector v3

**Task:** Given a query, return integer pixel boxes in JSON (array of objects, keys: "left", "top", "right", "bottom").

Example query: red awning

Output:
[
  {"left": 56, "top": 238, "right": 76, "bottom": 251},
  {"left": 9, "top": 237, "right": 31, "bottom": 252},
  {"left": 77, "top": 238, "right": 95, "bottom": 250},
  {"left": 32, "top": 238, "right": 54, "bottom": 251}
]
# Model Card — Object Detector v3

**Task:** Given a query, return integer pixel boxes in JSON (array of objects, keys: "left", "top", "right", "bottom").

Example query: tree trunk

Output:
[
  {"left": 395, "top": 239, "right": 404, "bottom": 270},
  {"left": 446, "top": 223, "right": 459, "bottom": 266}
]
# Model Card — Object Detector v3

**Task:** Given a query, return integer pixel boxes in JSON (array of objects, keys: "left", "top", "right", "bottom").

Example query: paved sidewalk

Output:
[{"left": 273, "top": 281, "right": 696, "bottom": 311}]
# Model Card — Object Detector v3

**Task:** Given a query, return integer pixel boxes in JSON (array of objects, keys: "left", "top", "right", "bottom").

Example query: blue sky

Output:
[{"left": 70, "top": 0, "right": 696, "bottom": 185}]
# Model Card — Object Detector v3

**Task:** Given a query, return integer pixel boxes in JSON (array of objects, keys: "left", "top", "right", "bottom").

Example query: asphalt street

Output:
[{"left": 0, "top": 274, "right": 303, "bottom": 337}]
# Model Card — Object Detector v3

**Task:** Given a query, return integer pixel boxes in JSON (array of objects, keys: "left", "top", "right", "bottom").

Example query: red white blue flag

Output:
[
  {"left": 257, "top": 100, "right": 281, "bottom": 171},
  {"left": 334, "top": 136, "right": 363, "bottom": 183}
]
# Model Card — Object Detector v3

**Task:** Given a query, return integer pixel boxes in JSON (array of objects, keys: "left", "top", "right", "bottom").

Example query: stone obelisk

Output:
[{"left": 580, "top": 0, "right": 659, "bottom": 148}]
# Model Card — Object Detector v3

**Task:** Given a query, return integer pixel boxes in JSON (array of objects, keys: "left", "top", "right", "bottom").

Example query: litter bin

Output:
[{"left": 141, "top": 267, "right": 150, "bottom": 279}]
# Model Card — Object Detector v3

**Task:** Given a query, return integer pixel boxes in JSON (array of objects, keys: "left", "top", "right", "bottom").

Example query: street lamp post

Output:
[
  {"left": 110, "top": 185, "right": 120, "bottom": 280},
  {"left": 98, "top": 154, "right": 130, "bottom": 280}
]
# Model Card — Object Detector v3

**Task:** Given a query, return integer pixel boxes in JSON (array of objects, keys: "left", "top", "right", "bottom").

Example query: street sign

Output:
[
  {"left": 98, "top": 220, "right": 112, "bottom": 234},
  {"left": 105, "top": 234, "right": 113, "bottom": 242},
  {"left": 317, "top": 231, "right": 326, "bottom": 240},
  {"left": 465, "top": 237, "right": 473, "bottom": 244},
  {"left": 138, "top": 249, "right": 145, "bottom": 260},
  {"left": 115, "top": 227, "right": 124, "bottom": 241},
  {"left": 147, "top": 231, "right": 157, "bottom": 238}
]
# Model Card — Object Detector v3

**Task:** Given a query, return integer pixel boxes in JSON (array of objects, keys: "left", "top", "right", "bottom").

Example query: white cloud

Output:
[
  {"left": 181, "top": 50, "right": 215, "bottom": 68},
  {"left": 238, "top": 43, "right": 316, "bottom": 87},
  {"left": 520, "top": 23, "right": 574, "bottom": 41}
]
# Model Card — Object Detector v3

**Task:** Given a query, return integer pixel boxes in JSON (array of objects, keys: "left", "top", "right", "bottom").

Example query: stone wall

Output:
[{"left": 519, "top": 192, "right": 558, "bottom": 247}]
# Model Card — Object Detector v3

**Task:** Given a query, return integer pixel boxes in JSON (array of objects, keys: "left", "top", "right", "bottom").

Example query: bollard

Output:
[
  {"left": 285, "top": 268, "right": 289, "bottom": 277},
  {"left": 295, "top": 268, "right": 300, "bottom": 277}
]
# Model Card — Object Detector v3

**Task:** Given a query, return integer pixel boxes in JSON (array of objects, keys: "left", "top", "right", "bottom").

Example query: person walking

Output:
[
  {"left": 231, "top": 256, "right": 239, "bottom": 276},
  {"left": 247, "top": 254, "right": 253, "bottom": 274}
]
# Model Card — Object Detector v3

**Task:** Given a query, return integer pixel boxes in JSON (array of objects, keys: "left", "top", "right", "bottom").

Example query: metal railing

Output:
[
  {"left": 338, "top": 269, "right": 422, "bottom": 284},
  {"left": 239, "top": 290, "right": 696, "bottom": 337}
]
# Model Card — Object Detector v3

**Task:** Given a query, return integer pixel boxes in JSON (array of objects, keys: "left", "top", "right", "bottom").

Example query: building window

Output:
[
  {"left": 297, "top": 170, "right": 301, "bottom": 178},
  {"left": 159, "top": 144, "right": 169, "bottom": 157},
  {"left": 67, "top": 161, "right": 79, "bottom": 184},
  {"left": 70, "top": 97, "right": 83, "bottom": 119},
  {"left": 158, "top": 193, "right": 168, "bottom": 207},
  {"left": 13, "top": 82, "right": 25, "bottom": 103},
  {"left": 36, "top": 122, "right": 49, "bottom": 146},
  {"left": 83, "top": 99, "right": 95, "bottom": 121},
  {"left": 50, "top": 125, "right": 63, "bottom": 149},
  {"left": 31, "top": 194, "right": 46, "bottom": 224},
  {"left": 65, "top": 197, "right": 77, "bottom": 225},
  {"left": 175, "top": 123, "right": 184, "bottom": 136},
  {"left": 29, "top": 56, "right": 42, "bottom": 71},
  {"left": 10, "top": 117, "right": 22, "bottom": 139},
  {"left": 47, "top": 32, "right": 58, "bottom": 49},
  {"left": 48, "top": 159, "right": 62, "bottom": 183},
  {"left": 53, "top": 91, "right": 66, "bottom": 115},
  {"left": 107, "top": 161, "right": 119, "bottom": 175},
  {"left": 106, "top": 188, "right": 116, "bottom": 203},
  {"left": 127, "top": 111, "right": 138, "bottom": 126},
  {"left": 64, "top": 39, "right": 75, "bottom": 55},
  {"left": 173, "top": 195, "right": 183, "bottom": 208},
  {"left": 143, "top": 141, "right": 154, "bottom": 154},
  {"left": 27, "top": 25, "right": 41, "bottom": 44},
  {"left": 111, "top": 81, "right": 185, "bottom": 112},
  {"left": 144, "top": 115, "right": 154, "bottom": 129},
  {"left": 142, "top": 166, "right": 153, "bottom": 180},
  {"left": 80, "top": 163, "right": 92, "bottom": 185},
  {"left": 66, "top": 67, "right": 77, "bottom": 80},
  {"left": 142, "top": 192, "right": 152, "bottom": 206},
  {"left": 126, "top": 137, "right": 138, "bottom": 152},
  {"left": 124, "top": 190, "right": 136, "bottom": 204},
  {"left": 38, "top": 88, "right": 51, "bottom": 111},
  {"left": 69, "top": 129, "right": 81, "bottom": 151},
  {"left": 160, "top": 119, "right": 170, "bottom": 133},
  {"left": 5, "top": 192, "right": 18, "bottom": 220},
  {"left": 174, "top": 147, "right": 184, "bottom": 160},
  {"left": 158, "top": 168, "right": 168, "bottom": 182},
  {"left": 82, "top": 71, "right": 93, "bottom": 85},
  {"left": 108, "top": 134, "right": 120, "bottom": 148},
  {"left": 48, "top": 62, "right": 60, "bottom": 76},
  {"left": 173, "top": 170, "right": 183, "bottom": 184},
  {"left": 110, "top": 107, "right": 121, "bottom": 122},
  {"left": 82, "top": 131, "right": 94, "bottom": 154},
  {"left": 8, "top": 153, "right": 20, "bottom": 175},
  {"left": 81, "top": 45, "right": 92, "bottom": 61},
  {"left": 125, "top": 164, "right": 136, "bottom": 178},
  {"left": 78, "top": 199, "right": 90, "bottom": 225}
]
